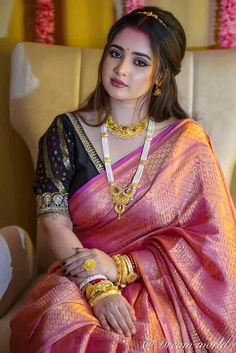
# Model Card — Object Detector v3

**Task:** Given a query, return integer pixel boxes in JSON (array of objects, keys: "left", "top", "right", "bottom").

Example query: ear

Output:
[
  {"left": 154, "top": 72, "right": 162, "bottom": 85},
  {"left": 157, "top": 71, "right": 167, "bottom": 85}
]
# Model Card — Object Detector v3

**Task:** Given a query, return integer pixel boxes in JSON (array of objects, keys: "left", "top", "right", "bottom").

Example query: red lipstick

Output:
[{"left": 111, "top": 78, "right": 128, "bottom": 88}]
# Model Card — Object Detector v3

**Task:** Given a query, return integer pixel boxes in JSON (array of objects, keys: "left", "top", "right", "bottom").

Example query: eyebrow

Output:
[{"left": 110, "top": 44, "right": 152, "bottom": 61}]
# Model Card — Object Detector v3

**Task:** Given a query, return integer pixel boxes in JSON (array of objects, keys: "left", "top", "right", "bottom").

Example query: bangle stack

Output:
[
  {"left": 80, "top": 254, "right": 139, "bottom": 307},
  {"left": 127, "top": 254, "right": 139, "bottom": 275},
  {"left": 79, "top": 274, "right": 107, "bottom": 291},
  {"left": 112, "top": 254, "right": 139, "bottom": 288},
  {"left": 85, "top": 280, "right": 121, "bottom": 307}
]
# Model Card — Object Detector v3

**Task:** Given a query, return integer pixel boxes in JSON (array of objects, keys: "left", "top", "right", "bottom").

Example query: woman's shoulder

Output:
[
  {"left": 56, "top": 110, "right": 99, "bottom": 130},
  {"left": 177, "top": 117, "right": 210, "bottom": 146},
  {"left": 38, "top": 112, "right": 79, "bottom": 147},
  {"left": 44, "top": 111, "right": 85, "bottom": 135},
  {"left": 52, "top": 111, "right": 77, "bottom": 128}
]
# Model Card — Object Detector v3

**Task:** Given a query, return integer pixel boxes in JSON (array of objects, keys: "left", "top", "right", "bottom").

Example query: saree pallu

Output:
[{"left": 10, "top": 119, "right": 236, "bottom": 353}]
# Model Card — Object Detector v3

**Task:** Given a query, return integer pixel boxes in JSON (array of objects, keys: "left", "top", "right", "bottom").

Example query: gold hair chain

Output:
[{"left": 137, "top": 11, "right": 166, "bottom": 27}]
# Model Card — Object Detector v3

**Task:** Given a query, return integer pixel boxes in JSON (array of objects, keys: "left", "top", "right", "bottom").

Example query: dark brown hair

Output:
[{"left": 77, "top": 6, "right": 189, "bottom": 125}]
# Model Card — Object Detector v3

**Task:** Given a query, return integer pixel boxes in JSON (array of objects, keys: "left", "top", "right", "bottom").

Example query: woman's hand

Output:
[
  {"left": 93, "top": 294, "right": 136, "bottom": 337},
  {"left": 61, "top": 248, "right": 118, "bottom": 283}
]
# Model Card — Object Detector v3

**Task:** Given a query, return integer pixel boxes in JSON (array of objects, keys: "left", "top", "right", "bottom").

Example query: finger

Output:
[
  {"left": 126, "top": 303, "right": 137, "bottom": 322},
  {"left": 61, "top": 249, "right": 85, "bottom": 265},
  {"left": 69, "top": 268, "right": 92, "bottom": 278},
  {"left": 122, "top": 306, "right": 136, "bottom": 335},
  {"left": 67, "top": 272, "right": 86, "bottom": 283},
  {"left": 97, "top": 314, "right": 111, "bottom": 331},
  {"left": 61, "top": 249, "right": 90, "bottom": 266},
  {"left": 105, "top": 312, "right": 123, "bottom": 335},
  {"left": 65, "top": 260, "right": 102, "bottom": 277},
  {"left": 62, "top": 254, "right": 93, "bottom": 272},
  {"left": 71, "top": 247, "right": 83, "bottom": 253},
  {"left": 62, "top": 254, "right": 86, "bottom": 268},
  {"left": 68, "top": 276, "right": 81, "bottom": 286},
  {"left": 63, "top": 261, "right": 84, "bottom": 275},
  {"left": 114, "top": 309, "right": 133, "bottom": 337}
]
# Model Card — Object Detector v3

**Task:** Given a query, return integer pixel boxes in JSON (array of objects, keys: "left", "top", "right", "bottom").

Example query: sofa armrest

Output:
[{"left": 0, "top": 226, "right": 37, "bottom": 317}]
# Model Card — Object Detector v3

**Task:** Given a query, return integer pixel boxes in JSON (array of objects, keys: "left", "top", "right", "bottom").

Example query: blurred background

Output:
[{"left": 0, "top": 0, "right": 229, "bottom": 241}]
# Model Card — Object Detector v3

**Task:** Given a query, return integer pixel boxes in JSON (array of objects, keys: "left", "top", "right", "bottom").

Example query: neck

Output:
[{"left": 110, "top": 98, "right": 148, "bottom": 125}]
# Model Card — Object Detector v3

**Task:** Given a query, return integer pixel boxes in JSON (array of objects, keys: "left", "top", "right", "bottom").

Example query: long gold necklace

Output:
[
  {"left": 106, "top": 115, "right": 148, "bottom": 139},
  {"left": 101, "top": 118, "right": 155, "bottom": 218}
]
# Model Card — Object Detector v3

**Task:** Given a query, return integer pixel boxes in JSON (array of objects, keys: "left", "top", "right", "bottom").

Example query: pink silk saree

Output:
[{"left": 10, "top": 119, "right": 236, "bottom": 353}]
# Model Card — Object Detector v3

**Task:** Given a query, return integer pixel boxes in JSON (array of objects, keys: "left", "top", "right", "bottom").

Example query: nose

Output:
[{"left": 113, "top": 57, "right": 129, "bottom": 76}]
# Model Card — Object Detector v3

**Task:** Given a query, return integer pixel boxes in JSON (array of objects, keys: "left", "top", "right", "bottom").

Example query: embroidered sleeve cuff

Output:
[{"left": 36, "top": 192, "right": 69, "bottom": 217}]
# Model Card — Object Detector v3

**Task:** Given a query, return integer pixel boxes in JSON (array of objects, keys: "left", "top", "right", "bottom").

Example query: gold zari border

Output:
[
  {"left": 66, "top": 112, "right": 105, "bottom": 173},
  {"left": 36, "top": 192, "right": 69, "bottom": 217}
]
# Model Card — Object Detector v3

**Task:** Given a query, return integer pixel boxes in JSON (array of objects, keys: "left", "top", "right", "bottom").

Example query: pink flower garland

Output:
[
  {"left": 122, "top": 0, "right": 144, "bottom": 15},
  {"left": 35, "top": 0, "right": 55, "bottom": 44},
  {"left": 218, "top": 0, "right": 236, "bottom": 48}
]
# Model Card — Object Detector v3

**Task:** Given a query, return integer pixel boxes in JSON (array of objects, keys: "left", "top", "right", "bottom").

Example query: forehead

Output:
[{"left": 111, "top": 27, "right": 152, "bottom": 55}]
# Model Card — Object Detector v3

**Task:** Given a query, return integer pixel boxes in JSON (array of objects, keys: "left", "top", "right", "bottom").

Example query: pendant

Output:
[{"left": 109, "top": 184, "right": 137, "bottom": 218}]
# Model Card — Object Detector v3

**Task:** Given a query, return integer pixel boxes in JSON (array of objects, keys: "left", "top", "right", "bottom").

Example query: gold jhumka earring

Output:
[{"left": 153, "top": 72, "right": 166, "bottom": 96}]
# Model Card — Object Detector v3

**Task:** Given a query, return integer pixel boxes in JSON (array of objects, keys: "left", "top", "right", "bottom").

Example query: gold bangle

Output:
[
  {"left": 112, "top": 254, "right": 123, "bottom": 287},
  {"left": 123, "top": 255, "right": 133, "bottom": 274},
  {"left": 85, "top": 280, "right": 114, "bottom": 301},
  {"left": 112, "top": 254, "right": 131, "bottom": 288},
  {"left": 89, "top": 288, "right": 121, "bottom": 307},
  {"left": 120, "top": 256, "right": 128, "bottom": 288},
  {"left": 122, "top": 255, "right": 139, "bottom": 284}
]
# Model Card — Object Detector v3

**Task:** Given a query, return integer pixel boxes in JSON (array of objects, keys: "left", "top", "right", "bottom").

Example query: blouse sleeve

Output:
[{"left": 33, "top": 115, "right": 75, "bottom": 217}]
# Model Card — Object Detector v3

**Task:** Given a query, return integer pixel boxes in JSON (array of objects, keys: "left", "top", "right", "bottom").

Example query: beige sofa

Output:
[{"left": 0, "top": 42, "right": 236, "bottom": 353}]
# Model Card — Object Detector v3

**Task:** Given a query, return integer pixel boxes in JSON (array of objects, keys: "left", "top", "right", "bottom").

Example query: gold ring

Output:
[{"left": 83, "top": 258, "right": 96, "bottom": 271}]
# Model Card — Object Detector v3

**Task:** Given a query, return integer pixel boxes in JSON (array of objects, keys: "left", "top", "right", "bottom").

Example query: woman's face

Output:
[{"left": 102, "top": 27, "right": 155, "bottom": 103}]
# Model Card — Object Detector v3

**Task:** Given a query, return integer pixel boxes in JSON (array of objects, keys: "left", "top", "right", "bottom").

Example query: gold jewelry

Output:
[
  {"left": 101, "top": 119, "right": 155, "bottom": 218},
  {"left": 88, "top": 288, "right": 121, "bottom": 307},
  {"left": 83, "top": 278, "right": 121, "bottom": 307},
  {"left": 153, "top": 85, "right": 162, "bottom": 96},
  {"left": 113, "top": 255, "right": 139, "bottom": 287},
  {"left": 137, "top": 11, "right": 166, "bottom": 27},
  {"left": 153, "top": 72, "right": 166, "bottom": 97},
  {"left": 106, "top": 115, "right": 148, "bottom": 139},
  {"left": 83, "top": 258, "right": 97, "bottom": 271},
  {"left": 109, "top": 183, "right": 138, "bottom": 218},
  {"left": 120, "top": 256, "right": 128, "bottom": 288},
  {"left": 79, "top": 274, "right": 107, "bottom": 291},
  {"left": 113, "top": 254, "right": 129, "bottom": 288},
  {"left": 112, "top": 255, "right": 123, "bottom": 287},
  {"left": 123, "top": 255, "right": 139, "bottom": 284},
  {"left": 85, "top": 280, "right": 114, "bottom": 300}
]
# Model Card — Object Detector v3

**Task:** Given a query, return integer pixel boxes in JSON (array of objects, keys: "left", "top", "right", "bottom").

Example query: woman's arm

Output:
[
  {"left": 38, "top": 214, "right": 83, "bottom": 262},
  {"left": 40, "top": 214, "right": 136, "bottom": 337},
  {"left": 39, "top": 212, "right": 119, "bottom": 282}
]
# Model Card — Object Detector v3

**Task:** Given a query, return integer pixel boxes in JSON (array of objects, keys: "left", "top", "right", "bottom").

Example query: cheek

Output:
[
  {"left": 102, "top": 57, "right": 112, "bottom": 76},
  {"left": 136, "top": 70, "right": 153, "bottom": 89}
]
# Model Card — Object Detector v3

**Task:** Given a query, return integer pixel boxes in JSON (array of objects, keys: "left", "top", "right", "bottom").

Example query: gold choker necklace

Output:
[{"left": 106, "top": 115, "right": 148, "bottom": 139}]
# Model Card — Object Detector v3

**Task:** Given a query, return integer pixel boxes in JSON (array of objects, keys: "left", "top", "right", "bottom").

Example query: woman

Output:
[{"left": 10, "top": 6, "right": 236, "bottom": 353}]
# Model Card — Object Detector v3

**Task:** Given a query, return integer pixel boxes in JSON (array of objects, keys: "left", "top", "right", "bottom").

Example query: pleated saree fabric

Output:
[{"left": 10, "top": 117, "right": 236, "bottom": 353}]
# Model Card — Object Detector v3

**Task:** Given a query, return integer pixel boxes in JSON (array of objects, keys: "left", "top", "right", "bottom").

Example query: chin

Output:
[{"left": 105, "top": 87, "right": 127, "bottom": 100}]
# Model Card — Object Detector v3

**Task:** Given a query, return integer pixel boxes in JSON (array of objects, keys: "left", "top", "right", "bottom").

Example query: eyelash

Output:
[{"left": 109, "top": 50, "right": 149, "bottom": 67}]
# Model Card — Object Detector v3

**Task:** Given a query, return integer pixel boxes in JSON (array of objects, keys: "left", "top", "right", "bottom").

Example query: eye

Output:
[
  {"left": 110, "top": 50, "right": 122, "bottom": 59},
  {"left": 134, "top": 59, "right": 148, "bottom": 67}
]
